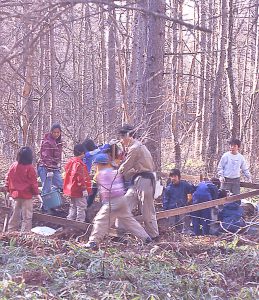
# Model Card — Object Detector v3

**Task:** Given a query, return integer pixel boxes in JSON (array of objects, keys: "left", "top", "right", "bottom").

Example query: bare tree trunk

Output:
[
  {"left": 194, "top": 0, "right": 206, "bottom": 157},
  {"left": 249, "top": 2, "right": 259, "bottom": 178},
  {"left": 226, "top": 0, "right": 239, "bottom": 138},
  {"left": 201, "top": 0, "right": 213, "bottom": 161},
  {"left": 207, "top": 0, "right": 228, "bottom": 173},
  {"left": 107, "top": 9, "right": 117, "bottom": 135},
  {"left": 144, "top": 0, "right": 165, "bottom": 170}
]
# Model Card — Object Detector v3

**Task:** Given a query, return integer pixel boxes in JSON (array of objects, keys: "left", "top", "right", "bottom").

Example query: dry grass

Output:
[{"left": 0, "top": 230, "right": 258, "bottom": 300}]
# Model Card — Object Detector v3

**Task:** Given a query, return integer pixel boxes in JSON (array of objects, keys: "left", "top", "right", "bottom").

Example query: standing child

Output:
[
  {"left": 217, "top": 138, "right": 251, "bottom": 195},
  {"left": 63, "top": 144, "right": 92, "bottom": 222},
  {"left": 162, "top": 169, "right": 194, "bottom": 234},
  {"left": 5, "top": 147, "right": 41, "bottom": 232},
  {"left": 84, "top": 153, "right": 151, "bottom": 249}
]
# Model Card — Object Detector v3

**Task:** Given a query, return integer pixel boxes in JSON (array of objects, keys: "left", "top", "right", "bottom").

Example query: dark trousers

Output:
[
  {"left": 87, "top": 182, "right": 98, "bottom": 207},
  {"left": 191, "top": 208, "right": 211, "bottom": 235}
]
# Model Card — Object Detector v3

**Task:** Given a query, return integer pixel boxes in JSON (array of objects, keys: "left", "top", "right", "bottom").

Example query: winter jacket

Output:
[
  {"left": 162, "top": 180, "right": 194, "bottom": 210},
  {"left": 118, "top": 140, "right": 155, "bottom": 181},
  {"left": 5, "top": 162, "right": 39, "bottom": 199},
  {"left": 96, "top": 167, "right": 125, "bottom": 203},
  {"left": 218, "top": 202, "right": 245, "bottom": 233},
  {"left": 192, "top": 181, "right": 219, "bottom": 204},
  {"left": 83, "top": 144, "right": 110, "bottom": 172},
  {"left": 39, "top": 133, "right": 62, "bottom": 170},
  {"left": 63, "top": 157, "right": 92, "bottom": 198}
]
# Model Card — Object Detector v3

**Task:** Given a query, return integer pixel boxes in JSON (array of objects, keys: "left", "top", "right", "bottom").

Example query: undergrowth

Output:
[{"left": 0, "top": 232, "right": 258, "bottom": 300}]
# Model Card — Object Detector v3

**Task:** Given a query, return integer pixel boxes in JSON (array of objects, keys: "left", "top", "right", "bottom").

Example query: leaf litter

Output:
[{"left": 0, "top": 228, "right": 258, "bottom": 300}]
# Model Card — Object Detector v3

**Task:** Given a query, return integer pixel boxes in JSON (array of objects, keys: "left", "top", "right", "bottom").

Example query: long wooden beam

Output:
[
  {"left": 240, "top": 182, "right": 259, "bottom": 189},
  {"left": 1, "top": 188, "right": 258, "bottom": 232},
  {"left": 135, "top": 189, "right": 259, "bottom": 221},
  {"left": 0, "top": 205, "right": 119, "bottom": 236}
]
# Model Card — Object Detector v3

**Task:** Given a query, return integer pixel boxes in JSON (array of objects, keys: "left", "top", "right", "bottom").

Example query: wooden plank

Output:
[
  {"left": 33, "top": 213, "right": 93, "bottom": 231},
  {"left": 240, "top": 182, "right": 259, "bottom": 189},
  {"left": 154, "top": 189, "right": 259, "bottom": 220},
  {"left": 1, "top": 188, "right": 259, "bottom": 232},
  {"left": 0, "top": 206, "right": 119, "bottom": 236}
]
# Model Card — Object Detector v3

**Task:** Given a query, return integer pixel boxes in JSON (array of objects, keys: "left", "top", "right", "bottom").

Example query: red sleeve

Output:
[{"left": 28, "top": 165, "right": 39, "bottom": 195}]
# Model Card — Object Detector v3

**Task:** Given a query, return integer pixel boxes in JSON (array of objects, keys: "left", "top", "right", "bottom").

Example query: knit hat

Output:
[{"left": 50, "top": 123, "right": 62, "bottom": 132}]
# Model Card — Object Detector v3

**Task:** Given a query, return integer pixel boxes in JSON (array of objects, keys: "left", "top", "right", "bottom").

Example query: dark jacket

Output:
[
  {"left": 5, "top": 162, "right": 39, "bottom": 199},
  {"left": 39, "top": 133, "right": 62, "bottom": 170},
  {"left": 192, "top": 181, "right": 219, "bottom": 204},
  {"left": 162, "top": 180, "right": 194, "bottom": 210}
]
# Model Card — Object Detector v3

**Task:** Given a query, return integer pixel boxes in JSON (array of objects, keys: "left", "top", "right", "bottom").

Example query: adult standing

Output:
[
  {"left": 217, "top": 138, "right": 251, "bottom": 195},
  {"left": 117, "top": 124, "right": 159, "bottom": 239},
  {"left": 38, "top": 123, "right": 63, "bottom": 197}
]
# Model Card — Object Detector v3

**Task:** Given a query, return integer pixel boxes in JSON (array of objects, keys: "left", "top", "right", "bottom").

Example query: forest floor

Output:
[
  {"left": 0, "top": 157, "right": 258, "bottom": 299},
  {"left": 0, "top": 207, "right": 258, "bottom": 300}
]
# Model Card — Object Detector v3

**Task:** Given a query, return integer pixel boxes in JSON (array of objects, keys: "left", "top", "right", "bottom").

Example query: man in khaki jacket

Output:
[{"left": 117, "top": 124, "right": 159, "bottom": 239}]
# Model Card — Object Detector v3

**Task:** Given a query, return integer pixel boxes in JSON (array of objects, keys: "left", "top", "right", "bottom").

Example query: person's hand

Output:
[
  {"left": 83, "top": 190, "right": 88, "bottom": 197},
  {"left": 47, "top": 172, "right": 54, "bottom": 177},
  {"left": 36, "top": 194, "right": 43, "bottom": 203},
  {"left": 6, "top": 193, "right": 13, "bottom": 207},
  {"left": 219, "top": 176, "right": 225, "bottom": 183},
  {"left": 109, "top": 139, "right": 119, "bottom": 145}
]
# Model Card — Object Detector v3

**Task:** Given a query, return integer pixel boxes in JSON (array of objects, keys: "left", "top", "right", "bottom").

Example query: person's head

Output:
[
  {"left": 210, "top": 177, "right": 220, "bottom": 189},
  {"left": 82, "top": 138, "right": 97, "bottom": 152},
  {"left": 93, "top": 153, "right": 110, "bottom": 168},
  {"left": 16, "top": 146, "right": 33, "bottom": 165},
  {"left": 229, "top": 138, "right": 241, "bottom": 154},
  {"left": 118, "top": 124, "right": 136, "bottom": 147},
  {"left": 50, "top": 123, "right": 62, "bottom": 141},
  {"left": 74, "top": 144, "right": 85, "bottom": 158},
  {"left": 169, "top": 168, "right": 181, "bottom": 185}
]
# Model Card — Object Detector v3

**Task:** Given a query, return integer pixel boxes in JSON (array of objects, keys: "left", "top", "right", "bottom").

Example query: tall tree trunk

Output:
[
  {"left": 144, "top": 0, "right": 165, "bottom": 170},
  {"left": 107, "top": 9, "right": 117, "bottom": 136},
  {"left": 207, "top": 0, "right": 228, "bottom": 173},
  {"left": 226, "top": 0, "right": 239, "bottom": 138},
  {"left": 194, "top": 0, "right": 206, "bottom": 157},
  {"left": 249, "top": 2, "right": 259, "bottom": 178}
]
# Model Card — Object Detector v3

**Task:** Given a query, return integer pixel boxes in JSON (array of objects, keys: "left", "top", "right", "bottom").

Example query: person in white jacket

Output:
[{"left": 217, "top": 138, "right": 251, "bottom": 195}]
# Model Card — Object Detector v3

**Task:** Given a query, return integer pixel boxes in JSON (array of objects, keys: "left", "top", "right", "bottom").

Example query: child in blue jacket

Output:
[
  {"left": 191, "top": 180, "right": 219, "bottom": 235},
  {"left": 162, "top": 169, "right": 194, "bottom": 233}
]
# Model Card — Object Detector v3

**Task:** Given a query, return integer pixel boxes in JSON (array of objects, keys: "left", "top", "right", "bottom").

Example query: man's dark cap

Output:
[{"left": 118, "top": 124, "right": 135, "bottom": 135}]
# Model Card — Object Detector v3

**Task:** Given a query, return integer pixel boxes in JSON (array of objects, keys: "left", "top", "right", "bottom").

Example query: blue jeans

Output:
[{"left": 38, "top": 166, "right": 63, "bottom": 195}]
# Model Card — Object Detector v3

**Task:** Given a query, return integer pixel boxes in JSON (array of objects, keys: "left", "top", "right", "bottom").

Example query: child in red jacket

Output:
[
  {"left": 63, "top": 144, "right": 92, "bottom": 222},
  {"left": 5, "top": 147, "right": 40, "bottom": 232}
]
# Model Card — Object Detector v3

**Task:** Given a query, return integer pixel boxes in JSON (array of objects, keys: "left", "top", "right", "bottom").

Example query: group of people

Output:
[
  {"left": 163, "top": 138, "right": 251, "bottom": 235},
  {"left": 4, "top": 122, "right": 251, "bottom": 247}
]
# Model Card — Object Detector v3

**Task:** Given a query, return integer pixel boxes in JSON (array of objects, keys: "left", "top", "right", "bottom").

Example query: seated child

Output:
[
  {"left": 63, "top": 144, "right": 92, "bottom": 222},
  {"left": 5, "top": 147, "right": 41, "bottom": 232},
  {"left": 84, "top": 153, "right": 151, "bottom": 249}
]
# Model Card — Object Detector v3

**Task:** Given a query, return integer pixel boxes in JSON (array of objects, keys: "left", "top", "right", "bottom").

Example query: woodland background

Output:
[{"left": 0, "top": 0, "right": 258, "bottom": 179}]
